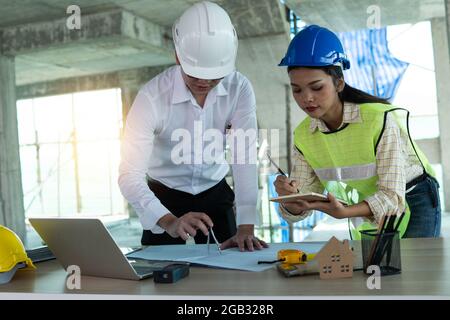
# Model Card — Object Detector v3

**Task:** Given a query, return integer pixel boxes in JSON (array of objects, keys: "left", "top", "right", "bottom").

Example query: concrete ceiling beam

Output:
[
  {"left": 1, "top": 9, "right": 174, "bottom": 85},
  {"left": 1, "top": 9, "right": 172, "bottom": 55},
  {"left": 285, "top": 0, "right": 445, "bottom": 31}
]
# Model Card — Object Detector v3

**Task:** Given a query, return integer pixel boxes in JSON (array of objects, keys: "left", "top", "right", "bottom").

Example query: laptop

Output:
[{"left": 29, "top": 218, "right": 169, "bottom": 280}]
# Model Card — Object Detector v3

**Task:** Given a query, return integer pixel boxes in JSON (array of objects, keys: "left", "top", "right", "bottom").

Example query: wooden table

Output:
[{"left": 1, "top": 238, "right": 449, "bottom": 298}]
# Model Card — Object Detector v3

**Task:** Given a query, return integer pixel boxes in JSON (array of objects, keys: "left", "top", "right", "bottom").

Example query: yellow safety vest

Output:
[{"left": 294, "top": 103, "right": 435, "bottom": 239}]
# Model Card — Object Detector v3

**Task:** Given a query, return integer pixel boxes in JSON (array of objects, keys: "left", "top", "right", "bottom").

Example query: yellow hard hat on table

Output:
[{"left": 0, "top": 225, "right": 35, "bottom": 284}]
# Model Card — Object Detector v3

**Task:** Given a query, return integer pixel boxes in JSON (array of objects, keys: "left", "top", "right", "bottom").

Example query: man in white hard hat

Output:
[{"left": 119, "top": 1, "right": 267, "bottom": 251}]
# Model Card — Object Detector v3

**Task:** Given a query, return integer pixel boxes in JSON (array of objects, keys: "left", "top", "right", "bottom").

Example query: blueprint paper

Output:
[{"left": 127, "top": 242, "right": 325, "bottom": 272}]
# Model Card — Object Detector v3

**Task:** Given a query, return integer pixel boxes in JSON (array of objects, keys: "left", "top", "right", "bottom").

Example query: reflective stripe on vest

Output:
[{"left": 315, "top": 163, "right": 377, "bottom": 181}]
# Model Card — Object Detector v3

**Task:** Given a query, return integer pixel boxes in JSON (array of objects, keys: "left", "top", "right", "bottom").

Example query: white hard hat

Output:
[{"left": 172, "top": 1, "right": 238, "bottom": 80}]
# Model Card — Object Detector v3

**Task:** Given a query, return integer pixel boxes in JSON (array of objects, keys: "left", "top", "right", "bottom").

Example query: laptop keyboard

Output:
[{"left": 26, "top": 246, "right": 56, "bottom": 263}]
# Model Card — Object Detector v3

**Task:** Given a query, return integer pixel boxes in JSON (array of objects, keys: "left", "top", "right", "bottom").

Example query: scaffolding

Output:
[{"left": 19, "top": 89, "right": 123, "bottom": 218}]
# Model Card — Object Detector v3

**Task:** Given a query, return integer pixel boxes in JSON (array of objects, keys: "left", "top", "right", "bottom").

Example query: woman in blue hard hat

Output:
[{"left": 273, "top": 25, "right": 441, "bottom": 239}]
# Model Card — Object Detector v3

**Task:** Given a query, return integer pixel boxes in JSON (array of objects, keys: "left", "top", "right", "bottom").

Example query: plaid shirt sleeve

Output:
[{"left": 364, "top": 113, "right": 408, "bottom": 224}]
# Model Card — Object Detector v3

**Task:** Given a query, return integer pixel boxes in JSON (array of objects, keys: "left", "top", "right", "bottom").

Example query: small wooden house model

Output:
[{"left": 314, "top": 236, "right": 354, "bottom": 280}]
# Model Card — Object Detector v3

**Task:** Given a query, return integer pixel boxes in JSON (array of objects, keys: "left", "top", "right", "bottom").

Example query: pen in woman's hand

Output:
[
  {"left": 266, "top": 151, "right": 287, "bottom": 176},
  {"left": 267, "top": 151, "right": 299, "bottom": 193}
]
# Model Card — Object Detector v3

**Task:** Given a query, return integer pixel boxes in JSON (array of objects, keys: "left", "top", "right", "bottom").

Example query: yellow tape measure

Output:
[
  {"left": 258, "top": 249, "right": 316, "bottom": 265},
  {"left": 277, "top": 249, "right": 305, "bottom": 264},
  {"left": 278, "top": 249, "right": 316, "bottom": 264}
]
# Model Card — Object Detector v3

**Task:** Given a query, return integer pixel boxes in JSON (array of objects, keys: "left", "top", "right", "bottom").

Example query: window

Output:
[
  {"left": 331, "top": 254, "right": 341, "bottom": 262},
  {"left": 17, "top": 88, "right": 124, "bottom": 220},
  {"left": 388, "top": 21, "right": 438, "bottom": 140},
  {"left": 323, "top": 265, "right": 332, "bottom": 274},
  {"left": 340, "top": 264, "right": 350, "bottom": 273},
  {"left": 388, "top": 22, "right": 445, "bottom": 208}
]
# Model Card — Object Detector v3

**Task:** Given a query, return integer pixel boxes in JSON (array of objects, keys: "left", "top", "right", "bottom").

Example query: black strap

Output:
[
  {"left": 376, "top": 108, "right": 428, "bottom": 175},
  {"left": 406, "top": 172, "right": 429, "bottom": 190}
]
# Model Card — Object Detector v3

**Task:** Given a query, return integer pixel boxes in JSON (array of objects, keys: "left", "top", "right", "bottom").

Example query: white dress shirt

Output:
[{"left": 119, "top": 65, "right": 258, "bottom": 233}]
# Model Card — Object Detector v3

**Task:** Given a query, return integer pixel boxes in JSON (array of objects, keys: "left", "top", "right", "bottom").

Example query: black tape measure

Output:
[{"left": 153, "top": 263, "right": 190, "bottom": 283}]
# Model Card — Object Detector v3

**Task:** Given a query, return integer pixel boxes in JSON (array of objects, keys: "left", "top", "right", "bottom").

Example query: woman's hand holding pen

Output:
[
  {"left": 274, "top": 175, "right": 299, "bottom": 195},
  {"left": 274, "top": 176, "right": 311, "bottom": 215}
]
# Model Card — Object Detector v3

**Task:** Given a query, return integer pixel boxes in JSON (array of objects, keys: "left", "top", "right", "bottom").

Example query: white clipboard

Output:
[{"left": 269, "top": 192, "right": 348, "bottom": 205}]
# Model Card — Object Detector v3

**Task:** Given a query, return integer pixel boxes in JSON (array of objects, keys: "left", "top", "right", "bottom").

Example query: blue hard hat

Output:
[{"left": 279, "top": 25, "right": 350, "bottom": 70}]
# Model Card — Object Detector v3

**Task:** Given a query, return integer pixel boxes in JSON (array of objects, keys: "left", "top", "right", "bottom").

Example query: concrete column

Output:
[
  {"left": 236, "top": 34, "right": 293, "bottom": 168},
  {"left": 0, "top": 54, "right": 26, "bottom": 239},
  {"left": 118, "top": 66, "right": 169, "bottom": 119},
  {"left": 118, "top": 72, "right": 142, "bottom": 219},
  {"left": 431, "top": 17, "right": 450, "bottom": 210},
  {"left": 119, "top": 81, "right": 140, "bottom": 123}
]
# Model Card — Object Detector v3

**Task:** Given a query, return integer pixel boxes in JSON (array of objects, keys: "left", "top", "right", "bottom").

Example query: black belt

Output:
[
  {"left": 147, "top": 177, "right": 227, "bottom": 196},
  {"left": 406, "top": 172, "right": 429, "bottom": 191}
]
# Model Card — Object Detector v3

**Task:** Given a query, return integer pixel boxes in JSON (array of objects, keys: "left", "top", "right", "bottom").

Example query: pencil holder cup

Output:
[{"left": 360, "top": 229, "right": 401, "bottom": 276}]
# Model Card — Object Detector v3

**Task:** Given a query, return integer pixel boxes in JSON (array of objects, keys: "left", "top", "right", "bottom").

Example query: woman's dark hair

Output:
[{"left": 287, "top": 65, "right": 390, "bottom": 105}]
